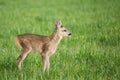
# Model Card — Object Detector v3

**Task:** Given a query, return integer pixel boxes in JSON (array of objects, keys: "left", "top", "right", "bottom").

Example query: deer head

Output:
[{"left": 54, "top": 20, "right": 71, "bottom": 37}]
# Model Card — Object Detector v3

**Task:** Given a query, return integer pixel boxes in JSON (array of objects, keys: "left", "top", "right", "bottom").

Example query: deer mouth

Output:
[{"left": 68, "top": 33, "right": 72, "bottom": 36}]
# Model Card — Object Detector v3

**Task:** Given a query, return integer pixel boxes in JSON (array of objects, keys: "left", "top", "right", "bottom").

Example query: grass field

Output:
[{"left": 0, "top": 0, "right": 120, "bottom": 80}]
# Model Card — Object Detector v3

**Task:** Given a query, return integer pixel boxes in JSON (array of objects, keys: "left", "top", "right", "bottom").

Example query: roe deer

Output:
[{"left": 15, "top": 20, "right": 71, "bottom": 71}]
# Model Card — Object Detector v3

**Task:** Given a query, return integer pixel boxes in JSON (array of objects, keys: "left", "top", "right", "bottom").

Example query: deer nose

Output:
[{"left": 68, "top": 33, "right": 71, "bottom": 36}]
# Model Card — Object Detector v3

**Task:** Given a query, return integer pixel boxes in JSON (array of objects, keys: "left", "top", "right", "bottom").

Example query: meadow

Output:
[{"left": 0, "top": 0, "right": 120, "bottom": 80}]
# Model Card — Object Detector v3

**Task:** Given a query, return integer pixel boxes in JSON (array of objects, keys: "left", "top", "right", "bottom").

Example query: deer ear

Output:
[
  {"left": 54, "top": 20, "right": 62, "bottom": 27},
  {"left": 54, "top": 20, "right": 58, "bottom": 26},
  {"left": 58, "top": 20, "right": 62, "bottom": 25}
]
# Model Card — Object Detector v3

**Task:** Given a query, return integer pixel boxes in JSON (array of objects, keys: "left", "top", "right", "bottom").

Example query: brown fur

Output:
[{"left": 15, "top": 20, "right": 71, "bottom": 71}]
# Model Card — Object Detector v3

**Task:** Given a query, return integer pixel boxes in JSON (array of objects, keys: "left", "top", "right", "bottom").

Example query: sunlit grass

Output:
[{"left": 0, "top": 0, "right": 120, "bottom": 80}]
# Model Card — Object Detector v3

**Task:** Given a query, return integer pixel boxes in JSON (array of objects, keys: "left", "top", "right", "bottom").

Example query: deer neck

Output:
[{"left": 49, "top": 30, "right": 62, "bottom": 46}]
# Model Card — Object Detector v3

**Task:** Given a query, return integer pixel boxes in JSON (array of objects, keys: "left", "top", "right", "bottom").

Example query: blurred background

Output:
[{"left": 0, "top": 0, "right": 120, "bottom": 80}]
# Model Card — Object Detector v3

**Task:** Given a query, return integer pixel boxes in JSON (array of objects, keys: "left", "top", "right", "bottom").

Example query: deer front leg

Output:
[{"left": 42, "top": 54, "right": 50, "bottom": 72}]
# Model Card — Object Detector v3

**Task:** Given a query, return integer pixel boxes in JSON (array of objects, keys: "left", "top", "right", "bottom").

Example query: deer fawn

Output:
[{"left": 15, "top": 20, "right": 71, "bottom": 71}]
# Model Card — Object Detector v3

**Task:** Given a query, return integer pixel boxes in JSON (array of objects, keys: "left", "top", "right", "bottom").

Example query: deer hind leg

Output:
[
  {"left": 17, "top": 40, "right": 32, "bottom": 70},
  {"left": 41, "top": 54, "right": 50, "bottom": 71},
  {"left": 15, "top": 37, "right": 22, "bottom": 50},
  {"left": 17, "top": 48, "right": 31, "bottom": 70}
]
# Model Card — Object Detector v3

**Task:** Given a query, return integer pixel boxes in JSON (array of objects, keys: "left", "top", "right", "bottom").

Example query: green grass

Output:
[{"left": 0, "top": 0, "right": 120, "bottom": 80}]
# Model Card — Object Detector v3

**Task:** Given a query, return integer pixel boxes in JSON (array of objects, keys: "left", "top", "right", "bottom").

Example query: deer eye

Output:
[{"left": 63, "top": 30, "right": 67, "bottom": 32}]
